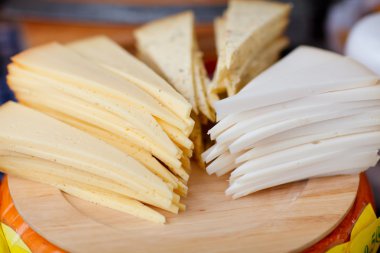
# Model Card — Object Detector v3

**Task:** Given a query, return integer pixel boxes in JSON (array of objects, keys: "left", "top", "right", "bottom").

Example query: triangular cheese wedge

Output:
[
  {"left": 7, "top": 65, "right": 182, "bottom": 160},
  {"left": 66, "top": 36, "right": 193, "bottom": 127},
  {"left": 215, "top": 46, "right": 379, "bottom": 118},
  {"left": 11, "top": 42, "right": 190, "bottom": 133},
  {"left": 224, "top": 0, "right": 291, "bottom": 70},
  {"left": 135, "top": 12, "right": 197, "bottom": 113},
  {"left": 0, "top": 102, "right": 174, "bottom": 205},
  {"left": 228, "top": 36, "right": 289, "bottom": 95}
]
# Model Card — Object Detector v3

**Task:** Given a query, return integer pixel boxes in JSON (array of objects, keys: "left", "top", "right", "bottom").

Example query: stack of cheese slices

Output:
[
  {"left": 5, "top": 36, "right": 195, "bottom": 223},
  {"left": 204, "top": 46, "right": 380, "bottom": 199},
  {"left": 209, "top": 0, "right": 291, "bottom": 103},
  {"left": 135, "top": 11, "right": 215, "bottom": 167}
]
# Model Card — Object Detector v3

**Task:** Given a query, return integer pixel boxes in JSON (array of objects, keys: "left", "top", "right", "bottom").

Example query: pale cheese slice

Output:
[
  {"left": 215, "top": 46, "right": 380, "bottom": 118},
  {"left": 135, "top": 12, "right": 198, "bottom": 113},
  {"left": 193, "top": 49, "right": 215, "bottom": 122},
  {"left": 224, "top": 0, "right": 291, "bottom": 70},
  {"left": 33, "top": 108, "right": 180, "bottom": 188},
  {"left": 9, "top": 82, "right": 183, "bottom": 170},
  {"left": 11, "top": 43, "right": 188, "bottom": 133},
  {"left": 211, "top": 16, "right": 228, "bottom": 91},
  {"left": 66, "top": 36, "right": 193, "bottom": 126},
  {"left": 0, "top": 102, "right": 172, "bottom": 202},
  {"left": 0, "top": 153, "right": 169, "bottom": 221},
  {"left": 8, "top": 64, "right": 182, "bottom": 157},
  {"left": 227, "top": 36, "right": 289, "bottom": 95}
]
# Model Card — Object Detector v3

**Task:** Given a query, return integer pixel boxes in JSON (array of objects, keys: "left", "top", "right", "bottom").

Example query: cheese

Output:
[
  {"left": 0, "top": 102, "right": 174, "bottom": 206},
  {"left": 205, "top": 46, "right": 380, "bottom": 198},
  {"left": 67, "top": 36, "right": 193, "bottom": 126},
  {"left": 193, "top": 50, "right": 215, "bottom": 122},
  {"left": 11, "top": 86, "right": 184, "bottom": 172},
  {"left": 8, "top": 64, "right": 181, "bottom": 157},
  {"left": 231, "top": 131, "right": 380, "bottom": 179},
  {"left": 209, "top": 1, "right": 291, "bottom": 105},
  {"left": 224, "top": 0, "right": 291, "bottom": 70},
  {"left": 228, "top": 36, "right": 289, "bottom": 94},
  {"left": 11, "top": 43, "right": 188, "bottom": 133},
  {"left": 216, "top": 100, "right": 380, "bottom": 146},
  {"left": 215, "top": 46, "right": 379, "bottom": 118},
  {"left": 135, "top": 12, "right": 197, "bottom": 113},
  {"left": 0, "top": 155, "right": 166, "bottom": 222},
  {"left": 228, "top": 150, "right": 378, "bottom": 198},
  {"left": 211, "top": 17, "right": 228, "bottom": 92},
  {"left": 229, "top": 105, "right": 379, "bottom": 154}
]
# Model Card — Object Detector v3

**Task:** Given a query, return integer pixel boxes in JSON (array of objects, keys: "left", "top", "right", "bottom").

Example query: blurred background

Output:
[{"left": 0, "top": 0, "right": 379, "bottom": 211}]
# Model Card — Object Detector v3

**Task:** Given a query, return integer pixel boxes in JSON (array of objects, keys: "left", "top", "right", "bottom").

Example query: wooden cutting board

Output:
[{"left": 7, "top": 168, "right": 359, "bottom": 253}]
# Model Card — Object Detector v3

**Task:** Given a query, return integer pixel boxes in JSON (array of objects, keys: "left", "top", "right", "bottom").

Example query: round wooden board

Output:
[{"left": 8, "top": 169, "right": 359, "bottom": 253}]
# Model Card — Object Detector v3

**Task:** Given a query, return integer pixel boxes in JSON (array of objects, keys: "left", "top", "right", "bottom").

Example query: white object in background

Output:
[{"left": 346, "top": 13, "right": 380, "bottom": 76}]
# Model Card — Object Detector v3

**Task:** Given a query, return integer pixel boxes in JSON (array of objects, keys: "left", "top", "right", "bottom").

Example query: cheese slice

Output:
[
  {"left": 211, "top": 17, "right": 228, "bottom": 92},
  {"left": 0, "top": 153, "right": 167, "bottom": 222},
  {"left": 0, "top": 102, "right": 172, "bottom": 202},
  {"left": 135, "top": 12, "right": 197, "bottom": 113},
  {"left": 227, "top": 36, "right": 289, "bottom": 95},
  {"left": 224, "top": 0, "right": 291, "bottom": 70},
  {"left": 9, "top": 82, "right": 184, "bottom": 172},
  {"left": 239, "top": 37, "right": 288, "bottom": 85},
  {"left": 11, "top": 43, "right": 188, "bottom": 133},
  {"left": 215, "top": 46, "right": 379, "bottom": 118},
  {"left": 8, "top": 64, "right": 184, "bottom": 157},
  {"left": 229, "top": 150, "right": 378, "bottom": 198},
  {"left": 193, "top": 49, "right": 215, "bottom": 122},
  {"left": 66, "top": 36, "right": 193, "bottom": 127}
]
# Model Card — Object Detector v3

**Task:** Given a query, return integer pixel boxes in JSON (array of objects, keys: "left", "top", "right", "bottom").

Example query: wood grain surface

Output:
[{"left": 7, "top": 167, "right": 359, "bottom": 253}]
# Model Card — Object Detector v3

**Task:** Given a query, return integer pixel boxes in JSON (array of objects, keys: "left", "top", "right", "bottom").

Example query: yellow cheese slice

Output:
[
  {"left": 9, "top": 78, "right": 184, "bottom": 171},
  {"left": 45, "top": 109, "right": 180, "bottom": 188},
  {"left": 193, "top": 50, "right": 215, "bottom": 122},
  {"left": 7, "top": 63, "right": 181, "bottom": 158},
  {"left": 157, "top": 118, "right": 194, "bottom": 151},
  {"left": 67, "top": 36, "right": 192, "bottom": 126},
  {"left": 135, "top": 12, "right": 198, "bottom": 113},
  {"left": 0, "top": 102, "right": 172, "bottom": 201},
  {"left": 0, "top": 155, "right": 167, "bottom": 222},
  {"left": 11, "top": 43, "right": 188, "bottom": 133},
  {"left": 0, "top": 151, "right": 178, "bottom": 212},
  {"left": 212, "top": 16, "right": 228, "bottom": 91},
  {"left": 224, "top": 0, "right": 291, "bottom": 70}
]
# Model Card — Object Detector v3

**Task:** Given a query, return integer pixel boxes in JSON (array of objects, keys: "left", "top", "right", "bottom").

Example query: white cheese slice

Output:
[
  {"left": 231, "top": 131, "right": 380, "bottom": 179},
  {"left": 215, "top": 46, "right": 379, "bottom": 118},
  {"left": 229, "top": 105, "right": 380, "bottom": 153},
  {"left": 228, "top": 150, "right": 378, "bottom": 198}
]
